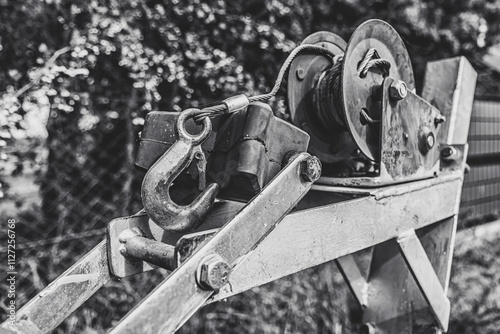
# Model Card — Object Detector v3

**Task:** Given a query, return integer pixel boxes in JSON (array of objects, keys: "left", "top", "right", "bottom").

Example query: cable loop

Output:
[{"left": 357, "top": 48, "right": 391, "bottom": 78}]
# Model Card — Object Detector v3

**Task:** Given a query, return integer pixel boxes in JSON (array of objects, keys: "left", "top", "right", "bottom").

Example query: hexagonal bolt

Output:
[
  {"left": 359, "top": 322, "right": 378, "bottom": 334},
  {"left": 296, "top": 67, "right": 305, "bottom": 80},
  {"left": 389, "top": 80, "right": 408, "bottom": 101},
  {"left": 419, "top": 127, "right": 435, "bottom": 154},
  {"left": 196, "top": 254, "right": 231, "bottom": 291},
  {"left": 441, "top": 146, "right": 457, "bottom": 161},
  {"left": 425, "top": 132, "right": 435, "bottom": 150},
  {"left": 300, "top": 156, "right": 322, "bottom": 182}
]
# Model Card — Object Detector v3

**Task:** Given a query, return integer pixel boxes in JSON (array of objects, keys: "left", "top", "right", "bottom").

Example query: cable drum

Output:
[
  {"left": 311, "top": 47, "right": 392, "bottom": 142},
  {"left": 313, "top": 57, "right": 347, "bottom": 132}
]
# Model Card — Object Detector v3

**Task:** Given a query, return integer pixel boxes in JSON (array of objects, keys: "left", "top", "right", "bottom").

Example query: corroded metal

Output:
[
  {"left": 389, "top": 80, "right": 407, "bottom": 101},
  {"left": 287, "top": 31, "right": 353, "bottom": 165},
  {"left": 1, "top": 23, "right": 477, "bottom": 334},
  {"left": 422, "top": 57, "right": 478, "bottom": 145},
  {"left": 119, "top": 227, "right": 176, "bottom": 271},
  {"left": 136, "top": 103, "right": 309, "bottom": 202},
  {"left": 110, "top": 152, "right": 319, "bottom": 334},
  {"left": 141, "top": 108, "right": 220, "bottom": 232},
  {"left": 300, "top": 156, "right": 322, "bottom": 182},
  {"left": 196, "top": 254, "right": 231, "bottom": 290},
  {"left": 342, "top": 19, "right": 415, "bottom": 161}
]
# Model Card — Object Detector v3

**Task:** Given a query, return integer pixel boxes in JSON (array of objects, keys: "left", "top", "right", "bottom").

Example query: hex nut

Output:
[
  {"left": 300, "top": 156, "right": 322, "bottom": 182},
  {"left": 389, "top": 80, "right": 408, "bottom": 101},
  {"left": 296, "top": 67, "right": 305, "bottom": 80},
  {"left": 426, "top": 132, "right": 435, "bottom": 150},
  {"left": 197, "top": 254, "right": 230, "bottom": 291},
  {"left": 419, "top": 127, "right": 435, "bottom": 154},
  {"left": 441, "top": 146, "right": 456, "bottom": 160}
]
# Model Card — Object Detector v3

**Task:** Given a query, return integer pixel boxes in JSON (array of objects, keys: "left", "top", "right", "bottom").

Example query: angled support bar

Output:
[
  {"left": 2, "top": 241, "right": 111, "bottom": 334},
  {"left": 335, "top": 254, "right": 369, "bottom": 309},
  {"left": 397, "top": 229, "right": 451, "bottom": 332},
  {"left": 110, "top": 153, "right": 319, "bottom": 334},
  {"left": 209, "top": 172, "right": 462, "bottom": 303}
]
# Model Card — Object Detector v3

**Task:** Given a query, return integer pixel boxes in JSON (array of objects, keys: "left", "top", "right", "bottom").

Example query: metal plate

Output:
[
  {"left": 287, "top": 31, "right": 354, "bottom": 164},
  {"left": 342, "top": 19, "right": 415, "bottom": 160},
  {"left": 380, "top": 78, "right": 440, "bottom": 181}
]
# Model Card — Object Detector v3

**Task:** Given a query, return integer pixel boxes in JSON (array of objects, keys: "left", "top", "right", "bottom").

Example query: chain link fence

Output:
[
  {"left": 1, "top": 98, "right": 499, "bottom": 333},
  {"left": 1, "top": 99, "right": 359, "bottom": 333}
]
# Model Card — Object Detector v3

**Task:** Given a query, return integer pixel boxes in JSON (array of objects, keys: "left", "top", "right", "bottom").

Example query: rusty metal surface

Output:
[
  {"left": 422, "top": 57, "right": 477, "bottom": 145},
  {"left": 196, "top": 254, "right": 231, "bottom": 290},
  {"left": 141, "top": 109, "right": 220, "bottom": 232},
  {"left": 209, "top": 171, "right": 463, "bottom": 304},
  {"left": 342, "top": 19, "right": 415, "bottom": 161},
  {"left": 380, "top": 78, "right": 441, "bottom": 181},
  {"left": 175, "top": 229, "right": 218, "bottom": 265},
  {"left": 108, "top": 212, "right": 168, "bottom": 278},
  {"left": 1, "top": 241, "right": 110, "bottom": 334},
  {"left": 107, "top": 202, "right": 245, "bottom": 278},
  {"left": 287, "top": 31, "right": 355, "bottom": 164},
  {"left": 110, "top": 152, "right": 318, "bottom": 334},
  {"left": 137, "top": 103, "right": 309, "bottom": 202},
  {"left": 210, "top": 102, "right": 309, "bottom": 201},
  {"left": 120, "top": 231, "right": 176, "bottom": 271}
]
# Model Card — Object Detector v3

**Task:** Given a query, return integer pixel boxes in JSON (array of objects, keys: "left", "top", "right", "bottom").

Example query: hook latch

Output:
[{"left": 141, "top": 109, "right": 219, "bottom": 232}]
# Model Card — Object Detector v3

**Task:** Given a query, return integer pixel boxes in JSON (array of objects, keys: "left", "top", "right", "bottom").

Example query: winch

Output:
[
  {"left": 287, "top": 20, "right": 443, "bottom": 185},
  {"left": 3, "top": 19, "right": 477, "bottom": 334},
  {"left": 136, "top": 19, "right": 445, "bottom": 208}
]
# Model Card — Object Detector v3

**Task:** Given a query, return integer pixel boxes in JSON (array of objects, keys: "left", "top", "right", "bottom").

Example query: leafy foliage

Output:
[
  {"left": 1, "top": 0, "right": 499, "bottom": 145},
  {"left": 1, "top": 0, "right": 500, "bottom": 333}
]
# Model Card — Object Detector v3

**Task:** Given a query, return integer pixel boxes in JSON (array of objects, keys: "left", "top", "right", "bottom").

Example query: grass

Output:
[
  {"left": 2, "top": 166, "right": 499, "bottom": 334},
  {"left": 2, "top": 223, "right": 498, "bottom": 333}
]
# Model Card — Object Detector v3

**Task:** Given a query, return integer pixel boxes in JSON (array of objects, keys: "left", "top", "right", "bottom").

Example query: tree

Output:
[{"left": 1, "top": 0, "right": 499, "bottom": 332}]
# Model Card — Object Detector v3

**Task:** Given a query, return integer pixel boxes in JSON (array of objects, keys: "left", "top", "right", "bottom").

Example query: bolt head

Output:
[
  {"left": 296, "top": 67, "right": 305, "bottom": 80},
  {"left": 300, "top": 156, "right": 322, "bottom": 182},
  {"left": 389, "top": 80, "right": 408, "bottom": 101},
  {"left": 419, "top": 127, "right": 435, "bottom": 154},
  {"left": 441, "top": 146, "right": 457, "bottom": 160},
  {"left": 426, "top": 132, "right": 435, "bottom": 150},
  {"left": 197, "top": 254, "right": 230, "bottom": 290}
]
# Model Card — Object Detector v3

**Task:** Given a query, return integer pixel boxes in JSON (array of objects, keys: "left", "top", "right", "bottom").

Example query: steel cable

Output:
[
  {"left": 192, "top": 46, "right": 390, "bottom": 129},
  {"left": 314, "top": 48, "right": 390, "bottom": 132},
  {"left": 192, "top": 44, "right": 336, "bottom": 122}
]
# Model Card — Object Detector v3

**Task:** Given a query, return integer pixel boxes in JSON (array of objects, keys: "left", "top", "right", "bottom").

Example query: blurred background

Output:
[{"left": 1, "top": 0, "right": 500, "bottom": 333}]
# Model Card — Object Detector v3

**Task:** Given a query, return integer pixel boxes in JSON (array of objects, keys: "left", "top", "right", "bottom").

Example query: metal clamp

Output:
[{"left": 142, "top": 108, "right": 220, "bottom": 232}]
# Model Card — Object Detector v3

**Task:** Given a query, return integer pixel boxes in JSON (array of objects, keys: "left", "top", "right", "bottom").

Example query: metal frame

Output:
[{"left": 1, "top": 57, "right": 476, "bottom": 334}]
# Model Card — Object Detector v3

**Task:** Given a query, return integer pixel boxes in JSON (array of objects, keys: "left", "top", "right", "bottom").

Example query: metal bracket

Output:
[
  {"left": 335, "top": 254, "right": 369, "bottom": 309},
  {"left": 107, "top": 201, "right": 245, "bottom": 278},
  {"left": 397, "top": 229, "right": 450, "bottom": 331},
  {"left": 107, "top": 213, "right": 168, "bottom": 278},
  {"left": 110, "top": 152, "right": 320, "bottom": 334},
  {"left": 336, "top": 228, "right": 452, "bottom": 332}
]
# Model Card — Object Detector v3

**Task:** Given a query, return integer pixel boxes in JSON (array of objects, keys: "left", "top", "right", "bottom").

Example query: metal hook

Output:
[{"left": 141, "top": 109, "right": 220, "bottom": 232}]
